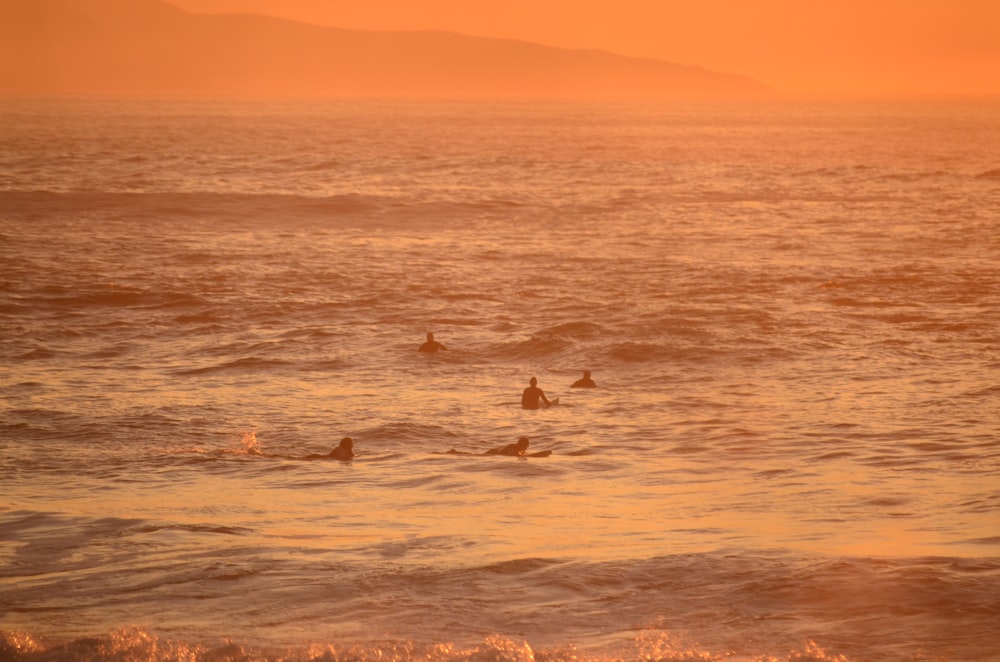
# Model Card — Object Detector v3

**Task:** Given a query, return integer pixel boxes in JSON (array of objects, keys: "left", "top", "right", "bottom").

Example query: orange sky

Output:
[{"left": 167, "top": 0, "right": 999, "bottom": 98}]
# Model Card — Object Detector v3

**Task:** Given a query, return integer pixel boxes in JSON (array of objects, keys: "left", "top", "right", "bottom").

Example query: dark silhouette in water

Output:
[
  {"left": 446, "top": 436, "right": 551, "bottom": 457},
  {"left": 304, "top": 437, "right": 355, "bottom": 461},
  {"left": 521, "top": 376, "right": 552, "bottom": 409},
  {"left": 486, "top": 436, "right": 532, "bottom": 456},
  {"left": 571, "top": 370, "right": 596, "bottom": 388},
  {"left": 418, "top": 332, "right": 446, "bottom": 353}
]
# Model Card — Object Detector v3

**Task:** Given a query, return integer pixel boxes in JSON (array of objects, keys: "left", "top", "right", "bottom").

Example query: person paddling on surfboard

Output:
[
  {"left": 485, "top": 436, "right": 554, "bottom": 457},
  {"left": 486, "top": 436, "right": 531, "bottom": 456},
  {"left": 304, "top": 437, "right": 354, "bottom": 461},
  {"left": 444, "top": 436, "right": 551, "bottom": 457},
  {"left": 521, "top": 376, "right": 553, "bottom": 409},
  {"left": 418, "top": 332, "right": 446, "bottom": 353}
]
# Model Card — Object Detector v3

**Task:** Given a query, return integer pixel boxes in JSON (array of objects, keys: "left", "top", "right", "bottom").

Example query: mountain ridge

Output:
[{"left": 1, "top": 0, "right": 773, "bottom": 100}]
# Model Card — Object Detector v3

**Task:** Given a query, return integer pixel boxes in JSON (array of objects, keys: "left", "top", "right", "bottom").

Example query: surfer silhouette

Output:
[
  {"left": 443, "top": 436, "right": 550, "bottom": 457},
  {"left": 304, "top": 437, "right": 354, "bottom": 461},
  {"left": 486, "top": 436, "right": 532, "bottom": 456},
  {"left": 418, "top": 332, "right": 446, "bottom": 353},
  {"left": 571, "top": 370, "right": 596, "bottom": 388},
  {"left": 521, "top": 376, "right": 552, "bottom": 409}
]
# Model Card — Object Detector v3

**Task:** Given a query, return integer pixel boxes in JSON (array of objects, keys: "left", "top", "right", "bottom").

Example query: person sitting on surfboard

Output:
[
  {"left": 304, "top": 437, "right": 354, "bottom": 461},
  {"left": 521, "top": 377, "right": 552, "bottom": 409},
  {"left": 571, "top": 370, "right": 596, "bottom": 388},
  {"left": 418, "top": 332, "right": 446, "bottom": 353},
  {"left": 486, "top": 436, "right": 532, "bottom": 456}
]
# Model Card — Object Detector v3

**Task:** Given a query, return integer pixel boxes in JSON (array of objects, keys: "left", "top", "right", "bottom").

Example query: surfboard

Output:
[
  {"left": 443, "top": 449, "right": 551, "bottom": 457},
  {"left": 499, "top": 397, "right": 567, "bottom": 408}
]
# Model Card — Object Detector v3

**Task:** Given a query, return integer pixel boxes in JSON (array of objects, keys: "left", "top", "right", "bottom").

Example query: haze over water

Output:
[{"left": 1, "top": 99, "right": 999, "bottom": 661}]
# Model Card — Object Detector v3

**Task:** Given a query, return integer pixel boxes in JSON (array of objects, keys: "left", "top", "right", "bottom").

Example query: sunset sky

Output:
[{"left": 165, "top": 0, "right": 1000, "bottom": 98}]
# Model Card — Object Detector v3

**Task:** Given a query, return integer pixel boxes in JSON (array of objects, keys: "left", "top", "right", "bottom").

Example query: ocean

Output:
[{"left": 1, "top": 98, "right": 998, "bottom": 661}]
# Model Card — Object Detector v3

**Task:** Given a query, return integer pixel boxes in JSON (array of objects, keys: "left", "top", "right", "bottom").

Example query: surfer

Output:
[
  {"left": 486, "top": 436, "right": 531, "bottom": 456},
  {"left": 418, "top": 332, "right": 446, "bottom": 353},
  {"left": 304, "top": 437, "right": 355, "bottom": 461},
  {"left": 443, "top": 436, "right": 551, "bottom": 457},
  {"left": 521, "top": 376, "right": 552, "bottom": 409},
  {"left": 571, "top": 370, "right": 596, "bottom": 388}
]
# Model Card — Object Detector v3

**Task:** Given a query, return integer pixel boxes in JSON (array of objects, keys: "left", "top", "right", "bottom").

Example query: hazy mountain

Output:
[{"left": 1, "top": 0, "right": 773, "bottom": 99}]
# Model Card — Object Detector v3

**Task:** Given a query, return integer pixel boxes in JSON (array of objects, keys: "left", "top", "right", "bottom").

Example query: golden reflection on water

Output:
[{"left": 9, "top": 428, "right": 990, "bottom": 565}]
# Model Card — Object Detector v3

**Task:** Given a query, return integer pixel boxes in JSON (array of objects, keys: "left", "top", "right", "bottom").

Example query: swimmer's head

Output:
[
  {"left": 583, "top": 370, "right": 591, "bottom": 378},
  {"left": 340, "top": 437, "right": 354, "bottom": 450},
  {"left": 529, "top": 377, "right": 537, "bottom": 386},
  {"left": 426, "top": 332, "right": 434, "bottom": 340},
  {"left": 516, "top": 436, "right": 530, "bottom": 451}
]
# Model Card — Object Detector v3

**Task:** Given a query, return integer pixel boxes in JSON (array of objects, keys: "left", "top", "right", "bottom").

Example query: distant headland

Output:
[{"left": 1, "top": 0, "right": 773, "bottom": 100}]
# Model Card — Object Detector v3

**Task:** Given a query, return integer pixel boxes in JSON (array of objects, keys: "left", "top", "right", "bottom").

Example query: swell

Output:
[
  {"left": 1, "top": 552, "right": 996, "bottom": 661},
  {"left": 0, "top": 190, "right": 549, "bottom": 228},
  {"left": 12, "top": 287, "right": 207, "bottom": 311},
  {"left": 0, "top": 190, "right": 387, "bottom": 225}
]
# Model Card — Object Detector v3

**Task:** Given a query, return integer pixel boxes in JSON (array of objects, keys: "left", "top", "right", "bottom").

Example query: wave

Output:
[
  {"left": 605, "top": 341, "right": 729, "bottom": 364},
  {"left": 535, "top": 321, "right": 606, "bottom": 339},
  {"left": 277, "top": 327, "right": 343, "bottom": 340},
  {"left": 0, "top": 628, "right": 859, "bottom": 662},
  {"left": 484, "top": 336, "right": 574, "bottom": 360},
  {"left": 3, "top": 500, "right": 998, "bottom": 662},
  {"left": 303, "top": 158, "right": 343, "bottom": 171},
  {"left": 173, "top": 356, "right": 294, "bottom": 375},
  {"left": 130, "top": 523, "right": 254, "bottom": 537},
  {"left": 172, "top": 354, "right": 353, "bottom": 375},
  {"left": 14, "top": 347, "right": 72, "bottom": 360},
  {"left": 0, "top": 190, "right": 389, "bottom": 224},
  {"left": 16, "top": 287, "right": 207, "bottom": 312},
  {"left": 0, "top": 189, "right": 547, "bottom": 231},
  {"left": 3, "top": 551, "right": 997, "bottom": 661}
]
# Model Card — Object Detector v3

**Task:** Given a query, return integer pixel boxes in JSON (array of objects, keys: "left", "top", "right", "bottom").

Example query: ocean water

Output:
[{"left": 1, "top": 98, "right": 999, "bottom": 662}]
